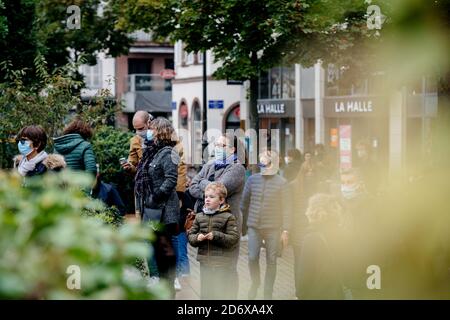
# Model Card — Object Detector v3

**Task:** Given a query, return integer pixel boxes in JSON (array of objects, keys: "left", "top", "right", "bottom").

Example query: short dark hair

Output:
[
  {"left": 63, "top": 118, "right": 93, "bottom": 140},
  {"left": 287, "top": 148, "right": 302, "bottom": 160},
  {"left": 16, "top": 125, "right": 47, "bottom": 152}
]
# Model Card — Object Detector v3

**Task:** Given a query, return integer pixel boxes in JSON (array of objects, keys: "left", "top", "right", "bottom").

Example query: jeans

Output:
[
  {"left": 172, "top": 232, "right": 190, "bottom": 276},
  {"left": 247, "top": 227, "right": 280, "bottom": 299}
]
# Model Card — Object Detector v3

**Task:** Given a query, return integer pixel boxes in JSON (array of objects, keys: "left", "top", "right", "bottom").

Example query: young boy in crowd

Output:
[{"left": 187, "top": 182, "right": 240, "bottom": 300}]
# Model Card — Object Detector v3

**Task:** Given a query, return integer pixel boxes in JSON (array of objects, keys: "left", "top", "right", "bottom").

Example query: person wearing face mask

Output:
[
  {"left": 15, "top": 125, "right": 66, "bottom": 177},
  {"left": 121, "top": 111, "right": 154, "bottom": 173},
  {"left": 339, "top": 168, "right": 383, "bottom": 299},
  {"left": 282, "top": 148, "right": 302, "bottom": 182},
  {"left": 189, "top": 134, "right": 246, "bottom": 299},
  {"left": 240, "top": 150, "right": 289, "bottom": 300},
  {"left": 135, "top": 117, "right": 180, "bottom": 299}
]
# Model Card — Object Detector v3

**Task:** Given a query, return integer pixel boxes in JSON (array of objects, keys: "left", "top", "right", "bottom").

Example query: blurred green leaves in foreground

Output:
[{"left": 0, "top": 170, "right": 169, "bottom": 299}]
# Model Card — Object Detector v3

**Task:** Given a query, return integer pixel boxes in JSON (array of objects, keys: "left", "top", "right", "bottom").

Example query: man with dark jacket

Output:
[{"left": 241, "top": 150, "right": 289, "bottom": 300}]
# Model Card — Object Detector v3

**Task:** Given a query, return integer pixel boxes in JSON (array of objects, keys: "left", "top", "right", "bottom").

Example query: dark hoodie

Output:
[{"left": 53, "top": 133, "right": 96, "bottom": 175}]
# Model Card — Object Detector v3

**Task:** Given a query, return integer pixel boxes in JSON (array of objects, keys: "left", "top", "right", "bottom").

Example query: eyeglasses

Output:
[
  {"left": 18, "top": 138, "right": 30, "bottom": 144},
  {"left": 214, "top": 143, "right": 233, "bottom": 148}
]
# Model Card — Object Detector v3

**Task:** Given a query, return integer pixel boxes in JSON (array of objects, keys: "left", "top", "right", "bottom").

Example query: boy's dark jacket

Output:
[{"left": 188, "top": 204, "right": 239, "bottom": 266}]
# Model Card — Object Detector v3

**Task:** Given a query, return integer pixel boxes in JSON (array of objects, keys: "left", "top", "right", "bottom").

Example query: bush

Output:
[
  {"left": 0, "top": 170, "right": 169, "bottom": 299},
  {"left": 91, "top": 126, "right": 135, "bottom": 214}
]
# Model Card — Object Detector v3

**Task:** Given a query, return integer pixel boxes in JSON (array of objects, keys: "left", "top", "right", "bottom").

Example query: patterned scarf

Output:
[{"left": 214, "top": 153, "right": 238, "bottom": 171}]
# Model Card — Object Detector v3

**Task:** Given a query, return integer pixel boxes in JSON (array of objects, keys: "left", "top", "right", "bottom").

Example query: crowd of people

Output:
[{"left": 11, "top": 111, "right": 394, "bottom": 300}]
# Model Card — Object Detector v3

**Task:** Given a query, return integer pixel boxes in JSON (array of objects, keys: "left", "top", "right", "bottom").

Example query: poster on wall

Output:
[{"left": 339, "top": 125, "right": 352, "bottom": 170}]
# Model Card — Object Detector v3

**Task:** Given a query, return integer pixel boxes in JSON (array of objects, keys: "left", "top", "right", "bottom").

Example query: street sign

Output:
[
  {"left": 208, "top": 100, "right": 224, "bottom": 109},
  {"left": 227, "top": 79, "right": 244, "bottom": 85},
  {"left": 160, "top": 69, "right": 176, "bottom": 79}
]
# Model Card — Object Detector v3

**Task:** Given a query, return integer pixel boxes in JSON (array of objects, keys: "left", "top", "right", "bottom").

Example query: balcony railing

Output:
[{"left": 126, "top": 74, "right": 172, "bottom": 92}]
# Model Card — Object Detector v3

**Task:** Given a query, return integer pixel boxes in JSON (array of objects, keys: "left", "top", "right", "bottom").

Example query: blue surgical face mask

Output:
[
  {"left": 214, "top": 147, "right": 226, "bottom": 161},
  {"left": 18, "top": 140, "right": 33, "bottom": 156},
  {"left": 146, "top": 130, "right": 154, "bottom": 141},
  {"left": 136, "top": 130, "right": 147, "bottom": 139},
  {"left": 258, "top": 162, "right": 267, "bottom": 169}
]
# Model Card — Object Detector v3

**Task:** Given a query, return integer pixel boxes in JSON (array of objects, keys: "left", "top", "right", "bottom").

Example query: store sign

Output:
[
  {"left": 257, "top": 103, "right": 286, "bottom": 115},
  {"left": 334, "top": 100, "right": 373, "bottom": 113},
  {"left": 324, "top": 96, "right": 386, "bottom": 118}
]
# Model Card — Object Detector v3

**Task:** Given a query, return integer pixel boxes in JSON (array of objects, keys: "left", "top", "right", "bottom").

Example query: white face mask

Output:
[
  {"left": 341, "top": 184, "right": 358, "bottom": 199},
  {"left": 284, "top": 157, "right": 292, "bottom": 164}
]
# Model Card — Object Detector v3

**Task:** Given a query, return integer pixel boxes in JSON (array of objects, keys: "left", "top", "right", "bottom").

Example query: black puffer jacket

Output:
[{"left": 188, "top": 204, "right": 239, "bottom": 266}]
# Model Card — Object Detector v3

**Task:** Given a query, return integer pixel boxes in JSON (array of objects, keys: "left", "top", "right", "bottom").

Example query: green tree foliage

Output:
[
  {"left": 0, "top": 0, "right": 132, "bottom": 86},
  {"left": 91, "top": 126, "right": 135, "bottom": 214},
  {"left": 0, "top": 55, "right": 118, "bottom": 169},
  {"left": 112, "top": 0, "right": 307, "bottom": 130},
  {"left": 0, "top": 55, "right": 80, "bottom": 168},
  {"left": 0, "top": 170, "right": 168, "bottom": 299},
  {"left": 0, "top": 0, "right": 7, "bottom": 40}
]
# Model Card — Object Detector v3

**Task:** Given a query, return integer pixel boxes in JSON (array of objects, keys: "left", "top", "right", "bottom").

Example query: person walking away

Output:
[{"left": 188, "top": 182, "right": 239, "bottom": 299}]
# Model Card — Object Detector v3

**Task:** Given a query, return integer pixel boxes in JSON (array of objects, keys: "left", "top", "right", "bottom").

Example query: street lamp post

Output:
[{"left": 202, "top": 50, "right": 208, "bottom": 164}]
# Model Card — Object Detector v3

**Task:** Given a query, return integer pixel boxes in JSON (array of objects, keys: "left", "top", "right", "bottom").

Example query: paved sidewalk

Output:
[{"left": 175, "top": 238, "right": 297, "bottom": 300}]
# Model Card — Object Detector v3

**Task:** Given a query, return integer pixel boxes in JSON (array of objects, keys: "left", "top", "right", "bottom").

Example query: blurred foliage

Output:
[
  {"left": 0, "top": 169, "right": 168, "bottom": 299},
  {"left": 91, "top": 126, "right": 135, "bottom": 214},
  {"left": 82, "top": 204, "right": 124, "bottom": 229}
]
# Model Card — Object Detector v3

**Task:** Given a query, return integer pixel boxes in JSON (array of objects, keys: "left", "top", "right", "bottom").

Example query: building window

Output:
[
  {"left": 282, "top": 67, "right": 295, "bottom": 99},
  {"left": 258, "top": 66, "right": 295, "bottom": 99},
  {"left": 225, "top": 105, "right": 240, "bottom": 131},
  {"left": 82, "top": 60, "right": 102, "bottom": 89},
  {"left": 197, "top": 52, "right": 204, "bottom": 64},
  {"left": 259, "top": 71, "right": 269, "bottom": 99},
  {"left": 270, "top": 68, "right": 281, "bottom": 99},
  {"left": 184, "top": 50, "right": 195, "bottom": 65}
]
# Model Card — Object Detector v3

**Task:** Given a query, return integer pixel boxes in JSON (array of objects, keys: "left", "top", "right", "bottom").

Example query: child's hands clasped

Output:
[{"left": 197, "top": 232, "right": 214, "bottom": 241}]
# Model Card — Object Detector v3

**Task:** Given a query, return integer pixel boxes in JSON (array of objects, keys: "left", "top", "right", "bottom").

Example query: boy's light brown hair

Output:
[{"left": 205, "top": 182, "right": 228, "bottom": 200}]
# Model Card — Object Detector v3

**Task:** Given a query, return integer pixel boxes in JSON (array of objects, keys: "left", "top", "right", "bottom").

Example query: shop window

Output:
[
  {"left": 270, "top": 68, "right": 281, "bottom": 99},
  {"left": 179, "top": 102, "right": 188, "bottom": 129},
  {"left": 282, "top": 66, "right": 295, "bottom": 99},
  {"left": 82, "top": 60, "right": 102, "bottom": 89},
  {"left": 225, "top": 105, "right": 240, "bottom": 131},
  {"left": 259, "top": 71, "right": 269, "bottom": 99}
]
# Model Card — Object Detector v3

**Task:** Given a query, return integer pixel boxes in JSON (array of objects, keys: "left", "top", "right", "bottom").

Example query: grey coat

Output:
[
  {"left": 189, "top": 160, "right": 246, "bottom": 233},
  {"left": 143, "top": 146, "right": 180, "bottom": 225},
  {"left": 240, "top": 173, "right": 290, "bottom": 231}
]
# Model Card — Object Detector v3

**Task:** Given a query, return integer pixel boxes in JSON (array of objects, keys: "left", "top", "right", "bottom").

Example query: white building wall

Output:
[{"left": 80, "top": 52, "right": 115, "bottom": 98}]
